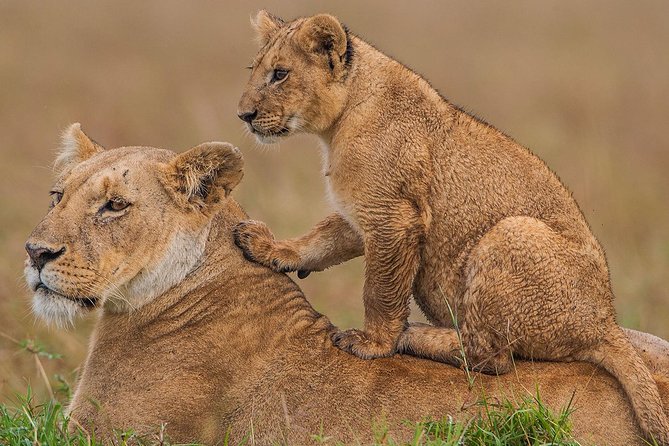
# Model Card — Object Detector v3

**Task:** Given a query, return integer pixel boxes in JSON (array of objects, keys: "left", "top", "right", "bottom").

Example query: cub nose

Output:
[
  {"left": 238, "top": 110, "right": 258, "bottom": 124},
  {"left": 25, "top": 243, "right": 65, "bottom": 271}
]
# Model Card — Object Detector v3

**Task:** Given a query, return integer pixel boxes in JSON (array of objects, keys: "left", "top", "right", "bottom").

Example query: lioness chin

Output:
[
  {"left": 23, "top": 125, "right": 669, "bottom": 444},
  {"left": 234, "top": 11, "right": 669, "bottom": 443}
]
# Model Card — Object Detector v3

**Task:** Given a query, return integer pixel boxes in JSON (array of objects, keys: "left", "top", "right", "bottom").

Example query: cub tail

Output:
[{"left": 585, "top": 328, "right": 669, "bottom": 445}]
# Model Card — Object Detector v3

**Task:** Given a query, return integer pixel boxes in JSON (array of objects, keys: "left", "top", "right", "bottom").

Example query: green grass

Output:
[
  {"left": 365, "top": 393, "right": 580, "bottom": 446},
  {"left": 0, "top": 389, "right": 581, "bottom": 446},
  {"left": 0, "top": 388, "right": 188, "bottom": 446},
  {"left": 1, "top": 389, "right": 92, "bottom": 446}
]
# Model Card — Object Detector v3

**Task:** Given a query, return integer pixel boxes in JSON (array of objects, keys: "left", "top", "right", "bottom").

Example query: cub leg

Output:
[
  {"left": 332, "top": 200, "right": 425, "bottom": 359},
  {"left": 396, "top": 322, "right": 464, "bottom": 367},
  {"left": 454, "top": 216, "right": 669, "bottom": 443},
  {"left": 439, "top": 216, "right": 603, "bottom": 374},
  {"left": 233, "top": 213, "right": 363, "bottom": 275},
  {"left": 396, "top": 322, "right": 512, "bottom": 374}
]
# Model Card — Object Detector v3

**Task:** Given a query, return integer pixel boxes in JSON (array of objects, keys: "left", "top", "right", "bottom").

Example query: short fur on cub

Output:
[
  {"left": 235, "top": 11, "right": 669, "bottom": 443},
  {"left": 24, "top": 128, "right": 669, "bottom": 444}
]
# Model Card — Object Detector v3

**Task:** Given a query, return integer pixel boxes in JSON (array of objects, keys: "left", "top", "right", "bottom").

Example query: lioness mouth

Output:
[{"left": 36, "top": 283, "right": 98, "bottom": 308}]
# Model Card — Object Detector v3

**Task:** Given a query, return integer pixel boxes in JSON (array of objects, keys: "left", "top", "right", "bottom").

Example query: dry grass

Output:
[{"left": 1, "top": 0, "right": 667, "bottom": 404}]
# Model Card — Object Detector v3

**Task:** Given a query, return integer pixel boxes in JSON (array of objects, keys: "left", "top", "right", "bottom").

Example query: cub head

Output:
[
  {"left": 24, "top": 124, "right": 243, "bottom": 326},
  {"left": 237, "top": 11, "right": 353, "bottom": 144}
]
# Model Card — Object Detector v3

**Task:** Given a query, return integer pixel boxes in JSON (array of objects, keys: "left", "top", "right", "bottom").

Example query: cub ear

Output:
[
  {"left": 296, "top": 14, "right": 348, "bottom": 72},
  {"left": 163, "top": 142, "right": 244, "bottom": 210},
  {"left": 252, "top": 10, "right": 284, "bottom": 45},
  {"left": 55, "top": 123, "right": 105, "bottom": 174}
]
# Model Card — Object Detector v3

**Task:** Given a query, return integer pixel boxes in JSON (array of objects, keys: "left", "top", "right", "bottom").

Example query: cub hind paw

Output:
[{"left": 332, "top": 329, "right": 395, "bottom": 359}]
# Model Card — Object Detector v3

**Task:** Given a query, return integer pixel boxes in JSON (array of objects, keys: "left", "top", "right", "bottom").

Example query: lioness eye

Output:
[
  {"left": 49, "top": 191, "right": 63, "bottom": 208},
  {"left": 272, "top": 68, "right": 289, "bottom": 82},
  {"left": 103, "top": 198, "right": 130, "bottom": 213}
]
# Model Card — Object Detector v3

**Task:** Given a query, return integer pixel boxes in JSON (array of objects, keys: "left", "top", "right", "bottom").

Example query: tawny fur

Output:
[
  {"left": 25, "top": 124, "right": 243, "bottom": 321},
  {"left": 235, "top": 11, "right": 669, "bottom": 443},
  {"left": 25, "top": 135, "right": 669, "bottom": 444}
]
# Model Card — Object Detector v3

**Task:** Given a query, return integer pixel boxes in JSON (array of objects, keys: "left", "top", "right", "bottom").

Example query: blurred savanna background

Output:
[{"left": 1, "top": 0, "right": 668, "bottom": 406}]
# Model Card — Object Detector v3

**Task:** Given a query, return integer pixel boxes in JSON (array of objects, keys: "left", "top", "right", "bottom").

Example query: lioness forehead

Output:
[
  {"left": 53, "top": 147, "right": 173, "bottom": 199},
  {"left": 65, "top": 147, "right": 171, "bottom": 180}
]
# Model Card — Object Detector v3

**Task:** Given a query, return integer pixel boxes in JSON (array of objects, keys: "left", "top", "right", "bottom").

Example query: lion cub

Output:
[{"left": 234, "top": 11, "right": 669, "bottom": 443}]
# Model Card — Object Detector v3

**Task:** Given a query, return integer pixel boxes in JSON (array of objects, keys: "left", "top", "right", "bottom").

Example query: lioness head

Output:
[
  {"left": 25, "top": 124, "right": 243, "bottom": 326},
  {"left": 237, "top": 11, "right": 353, "bottom": 144}
]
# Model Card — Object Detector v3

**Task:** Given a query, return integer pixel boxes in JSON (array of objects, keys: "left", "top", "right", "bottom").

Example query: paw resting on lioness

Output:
[
  {"left": 233, "top": 220, "right": 306, "bottom": 275},
  {"left": 331, "top": 328, "right": 396, "bottom": 359}
]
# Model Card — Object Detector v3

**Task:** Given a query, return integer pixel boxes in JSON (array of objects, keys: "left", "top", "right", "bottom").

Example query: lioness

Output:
[
  {"left": 23, "top": 124, "right": 669, "bottom": 444},
  {"left": 234, "top": 11, "right": 669, "bottom": 443}
]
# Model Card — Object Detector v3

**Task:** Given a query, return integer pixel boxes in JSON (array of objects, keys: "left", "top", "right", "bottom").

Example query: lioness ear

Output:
[
  {"left": 252, "top": 10, "right": 284, "bottom": 45},
  {"left": 55, "top": 123, "right": 105, "bottom": 174},
  {"left": 296, "top": 14, "right": 348, "bottom": 73},
  {"left": 164, "top": 142, "right": 244, "bottom": 210}
]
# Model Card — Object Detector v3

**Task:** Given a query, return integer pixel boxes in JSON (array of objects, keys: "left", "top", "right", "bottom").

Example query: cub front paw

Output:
[
  {"left": 331, "top": 329, "right": 395, "bottom": 359},
  {"left": 233, "top": 220, "right": 274, "bottom": 263},
  {"left": 232, "top": 220, "right": 302, "bottom": 273}
]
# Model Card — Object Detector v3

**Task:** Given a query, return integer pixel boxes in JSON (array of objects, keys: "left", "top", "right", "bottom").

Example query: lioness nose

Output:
[
  {"left": 25, "top": 243, "right": 65, "bottom": 271},
  {"left": 238, "top": 110, "right": 257, "bottom": 124}
]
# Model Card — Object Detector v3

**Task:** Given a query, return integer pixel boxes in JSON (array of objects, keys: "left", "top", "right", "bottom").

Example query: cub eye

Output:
[
  {"left": 102, "top": 197, "right": 130, "bottom": 213},
  {"left": 272, "top": 68, "right": 289, "bottom": 82},
  {"left": 49, "top": 191, "right": 63, "bottom": 208}
]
